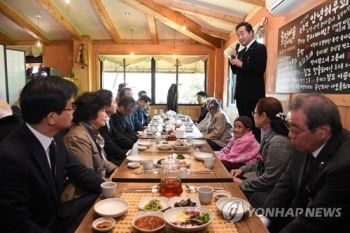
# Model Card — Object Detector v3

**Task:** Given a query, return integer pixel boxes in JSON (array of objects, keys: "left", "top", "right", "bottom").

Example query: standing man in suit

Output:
[
  {"left": 229, "top": 22, "right": 267, "bottom": 142},
  {"left": 261, "top": 93, "right": 350, "bottom": 232},
  {"left": 0, "top": 77, "right": 104, "bottom": 232}
]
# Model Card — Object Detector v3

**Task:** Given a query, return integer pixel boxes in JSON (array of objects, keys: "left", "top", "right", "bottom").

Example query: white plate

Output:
[
  {"left": 157, "top": 144, "right": 172, "bottom": 150},
  {"left": 192, "top": 152, "right": 214, "bottom": 161},
  {"left": 153, "top": 158, "right": 191, "bottom": 168},
  {"left": 213, "top": 190, "right": 232, "bottom": 200},
  {"left": 139, "top": 197, "right": 170, "bottom": 212},
  {"left": 216, "top": 197, "right": 250, "bottom": 222},
  {"left": 132, "top": 211, "right": 165, "bottom": 232},
  {"left": 127, "top": 155, "right": 146, "bottom": 162},
  {"left": 138, "top": 145, "right": 147, "bottom": 151},
  {"left": 92, "top": 217, "right": 116, "bottom": 232},
  {"left": 94, "top": 198, "right": 129, "bottom": 218},
  {"left": 171, "top": 143, "right": 191, "bottom": 151},
  {"left": 192, "top": 140, "right": 206, "bottom": 147},
  {"left": 138, "top": 141, "right": 153, "bottom": 147},
  {"left": 169, "top": 197, "right": 201, "bottom": 208},
  {"left": 163, "top": 207, "right": 214, "bottom": 232},
  {"left": 127, "top": 162, "right": 140, "bottom": 168}
]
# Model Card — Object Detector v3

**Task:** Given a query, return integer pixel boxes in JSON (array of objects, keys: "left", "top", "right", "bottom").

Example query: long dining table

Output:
[
  {"left": 112, "top": 139, "right": 233, "bottom": 183},
  {"left": 75, "top": 182, "right": 269, "bottom": 233}
]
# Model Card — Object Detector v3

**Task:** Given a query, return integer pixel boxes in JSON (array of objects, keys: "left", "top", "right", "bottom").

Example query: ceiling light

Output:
[
  {"left": 207, "top": 19, "right": 212, "bottom": 22},
  {"left": 65, "top": 0, "right": 70, "bottom": 4},
  {"left": 130, "top": 29, "right": 134, "bottom": 56},
  {"left": 36, "top": 13, "right": 42, "bottom": 47},
  {"left": 125, "top": 12, "right": 130, "bottom": 15}
]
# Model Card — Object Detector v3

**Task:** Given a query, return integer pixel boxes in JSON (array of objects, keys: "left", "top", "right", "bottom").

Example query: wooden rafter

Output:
[
  {"left": 120, "top": 0, "right": 221, "bottom": 49},
  {"left": 36, "top": 0, "right": 81, "bottom": 41},
  {"left": 201, "top": 26, "right": 229, "bottom": 40},
  {"left": 89, "top": 0, "right": 122, "bottom": 44},
  {"left": 153, "top": 0, "right": 243, "bottom": 25},
  {"left": 0, "top": 31, "right": 17, "bottom": 45},
  {"left": 0, "top": 1, "right": 51, "bottom": 45},
  {"left": 241, "top": 0, "right": 265, "bottom": 7},
  {"left": 147, "top": 15, "right": 159, "bottom": 45}
]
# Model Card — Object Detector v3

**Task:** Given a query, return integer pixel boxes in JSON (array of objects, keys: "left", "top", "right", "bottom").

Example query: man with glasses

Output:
[
  {"left": 0, "top": 77, "right": 104, "bottom": 232},
  {"left": 111, "top": 96, "right": 140, "bottom": 142},
  {"left": 261, "top": 93, "right": 350, "bottom": 232}
]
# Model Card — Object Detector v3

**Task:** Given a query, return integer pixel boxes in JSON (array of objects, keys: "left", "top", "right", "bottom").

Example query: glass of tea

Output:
[{"left": 159, "top": 159, "right": 183, "bottom": 198}]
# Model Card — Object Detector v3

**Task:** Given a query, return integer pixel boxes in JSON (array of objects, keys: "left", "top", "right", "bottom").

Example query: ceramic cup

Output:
[
  {"left": 101, "top": 182, "right": 116, "bottom": 198},
  {"left": 186, "top": 135, "right": 193, "bottom": 144},
  {"left": 180, "top": 167, "right": 187, "bottom": 178},
  {"left": 143, "top": 159, "right": 154, "bottom": 170},
  {"left": 155, "top": 135, "right": 162, "bottom": 144},
  {"left": 198, "top": 186, "right": 213, "bottom": 205},
  {"left": 204, "top": 157, "right": 215, "bottom": 169}
]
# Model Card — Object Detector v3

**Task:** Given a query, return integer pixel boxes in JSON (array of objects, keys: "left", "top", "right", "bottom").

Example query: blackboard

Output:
[{"left": 275, "top": 0, "right": 350, "bottom": 93}]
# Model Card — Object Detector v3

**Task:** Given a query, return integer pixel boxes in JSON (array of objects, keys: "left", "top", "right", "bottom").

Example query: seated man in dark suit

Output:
[
  {"left": 0, "top": 100, "right": 22, "bottom": 142},
  {"left": 261, "top": 93, "right": 350, "bottom": 232},
  {"left": 96, "top": 89, "right": 133, "bottom": 166},
  {"left": 134, "top": 95, "right": 152, "bottom": 126},
  {"left": 0, "top": 76, "right": 104, "bottom": 233},
  {"left": 111, "top": 96, "right": 139, "bottom": 142},
  {"left": 196, "top": 91, "right": 208, "bottom": 124}
]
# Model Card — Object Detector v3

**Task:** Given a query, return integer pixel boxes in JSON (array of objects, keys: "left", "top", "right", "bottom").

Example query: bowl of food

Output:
[
  {"left": 132, "top": 211, "right": 165, "bottom": 232},
  {"left": 157, "top": 143, "right": 172, "bottom": 150},
  {"left": 127, "top": 162, "right": 140, "bottom": 169},
  {"left": 172, "top": 140, "right": 191, "bottom": 151},
  {"left": 92, "top": 217, "right": 116, "bottom": 232},
  {"left": 163, "top": 207, "right": 214, "bottom": 232},
  {"left": 213, "top": 190, "right": 232, "bottom": 200},
  {"left": 192, "top": 152, "right": 213, "bottom": 161},
  {"left": 139, "top": 197, "right": 170, "bottom": 212},
  {"left": 169, "top": 197, "right": 201, "bottom": 208},
  {"left": 154, "top": 158, "right": 165, "bottom": 168},
  {"left": 127, "top": 155, "right": 146, "bottom": 163},
  {"left": 216, "top": 197, "right": 250, "bottom": 223},
  {"left": 94, "top": 198, "right": 129, "bottom": 218}
]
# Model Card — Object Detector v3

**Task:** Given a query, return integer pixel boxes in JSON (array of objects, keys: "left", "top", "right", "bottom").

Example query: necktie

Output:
[
  {"left": 304, "top": 153, "right": 315, "bottom": 176},
  {"left": 49, "top": 140, "right": 57, "bottom": 183}
]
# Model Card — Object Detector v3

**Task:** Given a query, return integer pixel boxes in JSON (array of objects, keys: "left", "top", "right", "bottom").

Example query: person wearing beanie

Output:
[{"left": 216, "top": 116, "right": 259, "bottom": 171}]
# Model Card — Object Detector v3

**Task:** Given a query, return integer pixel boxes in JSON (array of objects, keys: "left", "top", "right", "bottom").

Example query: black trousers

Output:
[{"left": 236, "top": 98, "right": 262, "bottom": 143}]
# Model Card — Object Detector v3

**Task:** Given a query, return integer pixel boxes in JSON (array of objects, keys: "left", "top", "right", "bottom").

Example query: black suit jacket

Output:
[
  {"left": 0, "top": 115, "right": 22, "bottom": 142},
  {"left": 111, "top": 111, "right": 139, "bottom": 142},
  {"left": 196, "top": 105, "right": 208, "bottom": 124},
  {"left": 99, "top": 118, "right": 133, "bottom": 166},
  {"left": 263, "top": 129, "right": 350, "bottom": 232},
  {"left": 0, "top": 124, "right": 103, "bottom": 232},
  {"left": 229, "top": 40, "right": 267, "bottom": 101}
]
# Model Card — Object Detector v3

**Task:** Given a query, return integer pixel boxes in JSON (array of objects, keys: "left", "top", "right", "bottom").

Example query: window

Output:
[{"left": 100, "top": 55, "right": 206, "bottom": 104}]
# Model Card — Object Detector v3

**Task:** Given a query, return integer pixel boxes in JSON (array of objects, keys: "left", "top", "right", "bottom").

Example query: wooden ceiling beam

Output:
[
  {"left": 147, "top": 15, "right": 159, "bottom": 45},
  {"left": 36, "top": 0, "right": 81, "bottom": 41},
  {"left": 201, "top": 26, "right": 229, "bottom": 40},
  {"left": 0, "top": 1, "right": 51, "bottom": 45},
  {"left": 0, "top": 31, "right": 17, "bottom": 45},
  {"left": 241, "top": 0, "right": 265, "bottom": 7},
  {"left": 120, "top": 0, "right": 222, "bottom": 49},
  {"left": 153, "top": 0, "right": 243, "bottom": 25},
  {"left": 89, "top": 0, "right": 122, "bottom": 44}
]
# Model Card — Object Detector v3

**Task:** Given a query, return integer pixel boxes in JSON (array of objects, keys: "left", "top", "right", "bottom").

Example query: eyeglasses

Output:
[
  {"left": 251, "top": 111, "right": 258, "bottom": 116},
  {"left": 63, "top": 103, "right": 76, "bottom": 112},
  {"left": 285, "top": 123, "right": 309, "bottom": 138}
]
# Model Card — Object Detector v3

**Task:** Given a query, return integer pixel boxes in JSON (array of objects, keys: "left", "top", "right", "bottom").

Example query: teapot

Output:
[{"left": 159, "top": 158, "right": 183, "bottom": 198}]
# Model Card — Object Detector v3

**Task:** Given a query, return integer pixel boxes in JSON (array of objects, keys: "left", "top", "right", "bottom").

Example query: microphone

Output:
[{"left": 228, "top": 44, "right": 241, "bottom": 59}]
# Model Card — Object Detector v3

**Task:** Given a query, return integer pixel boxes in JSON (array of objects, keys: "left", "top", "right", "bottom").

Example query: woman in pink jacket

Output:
[{"left": 216, "top": 116, "right": 259, "bottom": 171}]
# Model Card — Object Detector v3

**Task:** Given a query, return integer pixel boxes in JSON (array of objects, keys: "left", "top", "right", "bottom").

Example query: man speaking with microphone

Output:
[{"left": 229, "top": 22, "right": 267, "bottom": 142}]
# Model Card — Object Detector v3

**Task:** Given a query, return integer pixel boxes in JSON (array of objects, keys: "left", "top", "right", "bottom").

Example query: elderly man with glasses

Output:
[{"left": 261, "top": 93, "right": 350, "bottom": 233}]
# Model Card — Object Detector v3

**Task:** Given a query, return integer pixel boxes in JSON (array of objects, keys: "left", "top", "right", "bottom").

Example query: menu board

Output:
[{"left": 275, "top": 0, "right": 350, "bottom": 93}]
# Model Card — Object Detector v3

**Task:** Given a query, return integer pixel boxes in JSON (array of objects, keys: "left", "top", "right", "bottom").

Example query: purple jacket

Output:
[{"left": 217, "top": 131, "right": 259, "bottom": 165}]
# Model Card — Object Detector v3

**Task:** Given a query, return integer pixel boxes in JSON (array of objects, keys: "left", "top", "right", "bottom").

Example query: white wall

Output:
[{"left": 0, "top": 45, "right": 6, "bottom": 101}]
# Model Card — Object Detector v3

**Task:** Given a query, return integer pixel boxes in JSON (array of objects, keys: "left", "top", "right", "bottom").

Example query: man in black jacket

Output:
[
  {"left": 229, "top": 22, "right": 267, "bottom": 142},
  {"left": 0, "top": 100, "right": 22, "bottom": 142},
  {"left": 96, "top": 89, "right": 133, "bottom": 166},
  {"left": 195, "top": 91, "right": 208, "bottom": 124}
]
